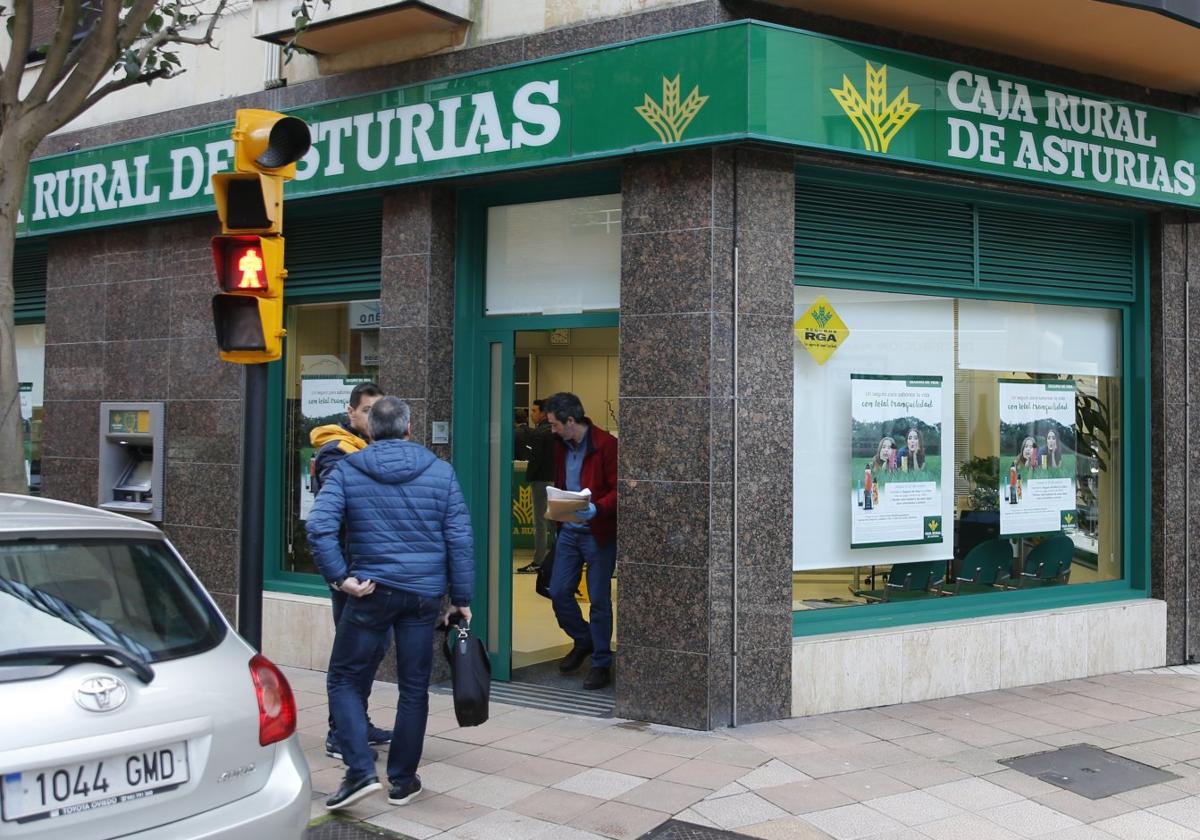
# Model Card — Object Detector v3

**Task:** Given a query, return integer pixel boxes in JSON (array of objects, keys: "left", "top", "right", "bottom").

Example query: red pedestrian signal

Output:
[{"left": 210, "top": 109, "right": 310, "bottom": 364}]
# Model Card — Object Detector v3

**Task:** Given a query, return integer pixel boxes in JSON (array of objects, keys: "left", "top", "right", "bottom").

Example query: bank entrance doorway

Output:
[{"left": 471, "top": 325, "right": 619, "bottom": 692}]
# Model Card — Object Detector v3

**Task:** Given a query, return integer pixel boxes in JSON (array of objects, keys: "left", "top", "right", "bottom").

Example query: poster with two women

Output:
[
  {"left": 849, "top": 374, "right": 944, "bottom": 549},
  {"left": 998, "top": 379, "right": 1077, "bottom": 536}
]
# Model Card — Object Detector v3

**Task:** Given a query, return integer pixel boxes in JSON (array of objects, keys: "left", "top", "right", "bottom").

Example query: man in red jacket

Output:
[{"left": 542, "top": 392, "right": 618, "bottom": 690}]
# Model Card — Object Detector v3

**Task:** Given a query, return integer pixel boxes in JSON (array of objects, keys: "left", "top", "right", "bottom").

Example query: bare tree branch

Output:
[
  {"left": 24, "top": 0, "right": 142, "bottom": 140},
  {"left": 1, "top": 0, "right": 35, "bottom": 108},
  {"left": 25, "top": 0, "right": 85, "bottom": 109},
  {"left": 131, "top": 0, "right": 227, "bottom": 66}
]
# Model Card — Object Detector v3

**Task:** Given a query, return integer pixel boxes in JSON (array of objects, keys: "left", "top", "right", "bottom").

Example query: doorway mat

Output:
[
  {"left": 511, "top": 657, "right": 617, "bottom": 698},
  {"left": 431, "top": 678, "right": 614, "bottom": 717},
  {"left": 306, "top": 816, "right": 407, "bottom": 839},
  {"left": 639, "top": 819, "right": 748, "bottom": 839},
  {"left": 1001, "top": 743, "right": 1181, "bottom": 799}
]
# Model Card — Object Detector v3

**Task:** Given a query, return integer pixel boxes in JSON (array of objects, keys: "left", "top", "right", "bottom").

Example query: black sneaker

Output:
[
  {"left": 583, "top": 666, "right": 611, "bottom": 690},
  {"left": 558, "top": 645, "right": 593, "bottom": 674},
  {"left": 387, "top": 776, "right": 422, "bottom": 805},
  {"left": 325, "top": 736, "right": 379, "bottom": 762},
  {"left": 325, "top": 774, "right": 381, "bottom": 810},
  {"left": 516, "top": 563, "right": 541, "bottom": 574},
  {"left": 366, "top": 725, "right": 393, "bottom": 746}
]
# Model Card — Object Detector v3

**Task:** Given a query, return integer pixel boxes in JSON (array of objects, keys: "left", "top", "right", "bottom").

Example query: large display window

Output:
[
  {"left": 279, "top": 299, "right": 380, "bottom": 576},
  {"left": 15, "top": 324, "right": 45, "bottom": 492},
  {"left": 792, "top": 286, "right": 1123, "bottom": 611}
]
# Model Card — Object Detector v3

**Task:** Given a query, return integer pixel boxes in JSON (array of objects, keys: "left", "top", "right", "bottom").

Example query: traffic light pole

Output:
[{"left": 237, "top": 362, "right": 268, "bottom": 649}]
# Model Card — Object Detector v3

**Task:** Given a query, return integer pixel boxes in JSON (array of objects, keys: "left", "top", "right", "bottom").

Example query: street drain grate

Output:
[
  {"left": 306, "top": 817, "right": 408, "bottom": 839},
  {"left": 639, "top": 819, "right": 749, "bottom": 839},
  {"left": 1001, "top": 743, "right": 1181, "bottom": 799}
]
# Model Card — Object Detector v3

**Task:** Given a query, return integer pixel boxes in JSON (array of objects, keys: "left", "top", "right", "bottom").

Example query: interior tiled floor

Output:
[{"left": 294, "top": 664, "right": 1200, "bottom": 840}]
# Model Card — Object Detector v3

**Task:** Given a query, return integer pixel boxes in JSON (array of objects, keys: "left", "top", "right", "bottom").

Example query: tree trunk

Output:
[{"left": 0, "top": 148, "right": 31, "bottom": 495}]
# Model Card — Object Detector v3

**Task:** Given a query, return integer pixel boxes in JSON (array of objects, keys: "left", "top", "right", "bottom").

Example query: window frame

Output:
[{"left": 791, "top": 166, "right": 1149, "bottom": 638}]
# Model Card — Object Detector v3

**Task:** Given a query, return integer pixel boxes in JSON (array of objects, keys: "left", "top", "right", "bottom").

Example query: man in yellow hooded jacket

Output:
[{"left": 310, "top": 381, "right": 392, "bottom": 761}]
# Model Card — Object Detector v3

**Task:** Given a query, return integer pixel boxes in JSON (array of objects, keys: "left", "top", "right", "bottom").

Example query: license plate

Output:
[{"left": 1, "top": 742, "right": 189, "bottom": 823}]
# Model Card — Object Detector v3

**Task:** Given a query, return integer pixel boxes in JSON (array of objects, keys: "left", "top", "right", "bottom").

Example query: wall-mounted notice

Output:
[
  {"left": 998, "top": 379, "right": 1077, "bottom": 536},
  {"left": 850, "top": 374, "right": 944, "bottom": 548}
]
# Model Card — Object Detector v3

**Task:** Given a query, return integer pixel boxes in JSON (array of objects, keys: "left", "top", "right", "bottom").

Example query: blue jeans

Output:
[
  {"left": 327, "top": 584, "right": 441, "bottom": 784},
  {"left": 548, "top": 527, "right": 615, "bottom": 668},
  {"left": 327, "top": 588, "right": 390, "bottom": 742}
]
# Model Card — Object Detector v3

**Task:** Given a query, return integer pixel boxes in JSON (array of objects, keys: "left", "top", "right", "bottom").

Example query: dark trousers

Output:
[
  {"left": 530, "top": 480, "right": 554, "bottom": 566},
  {"left": 548, "top": 527, "right": 615, "bottom": 668},
  {"left": 327, "top": 584, "right": 441, "bottom": 784},
  {"left": 327, "top": 587, "right": 390, "bottom": 742}
]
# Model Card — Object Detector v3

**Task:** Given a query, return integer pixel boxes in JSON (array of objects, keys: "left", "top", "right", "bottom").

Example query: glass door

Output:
[{"left": 480, "top": 330, "right": 514, "bottom": 680}]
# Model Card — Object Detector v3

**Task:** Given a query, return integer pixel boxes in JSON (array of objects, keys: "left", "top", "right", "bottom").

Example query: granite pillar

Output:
[
  {"left": 1154, "top": 212, "right": 1200, "bottom": 665},
  {"left": 375, "top": 185, "right": 458, "bottom": 683},
  {"left": 616, "top": 147, "right": 793, "bottom": 729}
]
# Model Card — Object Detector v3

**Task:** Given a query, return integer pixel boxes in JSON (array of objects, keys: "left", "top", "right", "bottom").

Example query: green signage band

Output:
[{"left": 20, "top": 20, "right": 1200, "bottom": 237}]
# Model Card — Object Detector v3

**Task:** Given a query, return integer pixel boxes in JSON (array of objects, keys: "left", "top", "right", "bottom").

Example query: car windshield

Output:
[{"left": 0, "top": 539, "right": 224, "bottom": 663}]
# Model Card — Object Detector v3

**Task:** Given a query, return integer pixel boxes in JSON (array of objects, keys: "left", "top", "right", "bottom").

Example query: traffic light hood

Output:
[{"left": 232, "top": 109, "right": 312, "bottom": 179}]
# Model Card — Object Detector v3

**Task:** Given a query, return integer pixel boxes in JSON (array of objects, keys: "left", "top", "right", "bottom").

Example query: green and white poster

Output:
[
  {"left": 850, "top": 374, "right": 944, "bottom": 548},
  {"left": 998, "top": 379, "right": 1077, "bottom": 536},
  {"left": 299, "top": 376, "right": 369, "bottom": 521},
  {"left": 19, "top": 383, "right": 32, "bottom": 485}
]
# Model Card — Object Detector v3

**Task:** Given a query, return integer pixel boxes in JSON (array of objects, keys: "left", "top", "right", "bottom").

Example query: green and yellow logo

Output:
[
  {"left": 830, "top": 62, "right": 920, "bottom": 154},
  {"left": 512, "top": 484, "right": 534, "bottom": 527},
  {"left": 636, "top": 74, "right": 709, "bottom": 144},
  {"left": 923, "top": 516, "right": 943, "bottom": 542},
  {"left": 1060, "top": 510, "right": 1077, "bottom": 532},
  {"left": 794, "top": 295, "right": 849, "bottom": 366}
]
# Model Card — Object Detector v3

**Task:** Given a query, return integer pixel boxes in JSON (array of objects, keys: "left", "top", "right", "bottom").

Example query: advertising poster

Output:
[
  {"left": 19, "top": 383, "right": 32, "bottom": 484},
  {"left": 998, "top": 379, "right": 1077, "bottom": 536},
  {"left": 299, "top": 376, "right": 369, "bottom": 521},
  {"left": 850, "top": 374, "right": 944, "bottom": 548}
]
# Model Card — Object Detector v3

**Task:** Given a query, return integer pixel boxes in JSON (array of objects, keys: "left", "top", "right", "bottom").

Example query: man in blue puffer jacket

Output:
[{"left": 307, "top": 396, "right": 474, "bottom": 812}]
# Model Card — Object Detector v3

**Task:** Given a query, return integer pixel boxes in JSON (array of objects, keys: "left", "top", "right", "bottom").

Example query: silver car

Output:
[{"left": 0, "top": 494, "right": 310, "bottom": 838}]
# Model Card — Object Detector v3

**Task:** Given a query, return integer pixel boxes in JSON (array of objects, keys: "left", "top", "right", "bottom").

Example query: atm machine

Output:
[{"left": 98, "top": 402, "right": 164, "bottom": 521}]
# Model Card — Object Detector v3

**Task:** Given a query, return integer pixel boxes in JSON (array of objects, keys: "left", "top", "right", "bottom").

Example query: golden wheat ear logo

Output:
[
  {"left": 513, "top": 484, "right": 534, "bottom": 527},
  {"left": 830, "top": 62, "right": 920, "bottom": 154},
  {"left": 636, "top": 74, "right": 709, "bottom": 144}
]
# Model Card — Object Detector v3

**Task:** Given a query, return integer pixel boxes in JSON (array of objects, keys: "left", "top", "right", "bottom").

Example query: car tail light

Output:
[{"left": 249, "top": 654, "right": 297, "bottom": 746}]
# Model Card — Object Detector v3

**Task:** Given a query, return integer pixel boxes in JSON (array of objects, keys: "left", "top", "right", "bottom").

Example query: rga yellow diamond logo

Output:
[
  {"left": 635, "top": 74, "right": 708, "bottom": 144},
  {"left": 830, "top": 62, "right": 920, "bottom": 154},
  {"left": 794, "top": 296, "right": 849, "bottom": 365}
]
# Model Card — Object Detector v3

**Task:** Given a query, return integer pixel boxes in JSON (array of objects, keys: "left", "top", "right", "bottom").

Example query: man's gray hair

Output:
[{"left": 368, "top": 396, "right": 411, "bottom": 441}]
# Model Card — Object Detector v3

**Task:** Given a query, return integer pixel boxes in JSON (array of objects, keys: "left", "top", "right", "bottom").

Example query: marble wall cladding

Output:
[
  {"left": 262, "top": 595, "right": 314, "bottom": 670},
  {"left": 163, "top": 461, "right": 240, "bottom": 531},
  {"left": 42, "top": 217, "right": 246, "bottom": 594},
  {"left": 617, "top": 645, "right": 711, "bottom": 730},
  {"left": 40, "top": 456, "right": 98, "bottom": 507},
  {"left": 792, "top": 601, "right": 1167, "bottom": 716},
  {"left": 618, "top": 479, "right": 710, "bottom": 568},
  {"left": 793, "top": 631, "right": 904, "bottom": 717},
  {"left": 620, "top": 314, "right": 711, "bottom": 397},
  {"left": 620, "top": 229, "right": 715, "bottom": 314},
  {"left": 47, "top": 282, "right": 107, "bottom": 344},
  {"left": 378, "top": 188, "right": 456, "bottom": 450},
  {"left": 40, "top": 399, "right": 98, "bottom": 460},
  {"left": 103, "top": 339, "right": 171, "bottom": 400},
  {"left": 617, "top": 146, "right": 793, "bottom": 728},
  {"left": 163, "top": 523, "right": 239, "bottom": 594},
  {"left": 618, "top": 398, "right": 711, "bottom": 483},
  {"left": 1153, "top": 213, "right": 1196, "bottom": 665}
]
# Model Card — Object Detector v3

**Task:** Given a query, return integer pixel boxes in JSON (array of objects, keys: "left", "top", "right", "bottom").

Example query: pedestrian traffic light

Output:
[{"left": 211, "top": 109, "right": 310, "bottom": 364}]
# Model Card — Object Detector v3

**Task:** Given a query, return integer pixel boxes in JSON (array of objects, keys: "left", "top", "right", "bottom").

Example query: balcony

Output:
[
  {"left": 765, "top": 0, "right": 1200, "bottom": 94},
  {"left": 253, "top": 0, "right": 471, "bottom": 56}
]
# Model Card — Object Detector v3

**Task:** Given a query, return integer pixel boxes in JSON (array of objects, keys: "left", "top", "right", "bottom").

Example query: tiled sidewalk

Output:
[{"left": 288, "top": 665, "right": 1200, "bottom": 840}]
